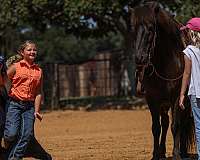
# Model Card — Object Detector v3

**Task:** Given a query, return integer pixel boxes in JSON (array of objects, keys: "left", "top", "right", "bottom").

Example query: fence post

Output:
[
  {"left": 51, "top": 63, "right": 59, "bottom": 109},
  {"left": 79, "top": 65, "right": 85, "bottom": 97}
]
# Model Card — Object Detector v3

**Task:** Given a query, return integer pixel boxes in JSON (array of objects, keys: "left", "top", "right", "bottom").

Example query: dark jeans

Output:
[
  {"left": 4, "top": 100, "right": 35, "bottom": 159},
  {"left": 0, "top": 90, "right": 51, "bottom": 160}
]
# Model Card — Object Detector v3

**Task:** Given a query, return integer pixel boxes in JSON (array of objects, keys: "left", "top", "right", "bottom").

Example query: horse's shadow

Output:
[{"left": 166, "top": 153, "right": 198, "bottom": 160}]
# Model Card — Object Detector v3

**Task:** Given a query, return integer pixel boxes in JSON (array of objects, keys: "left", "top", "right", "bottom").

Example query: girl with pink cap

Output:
[{"left": 179, "top": 17, "right": 200, "bottom": 160}]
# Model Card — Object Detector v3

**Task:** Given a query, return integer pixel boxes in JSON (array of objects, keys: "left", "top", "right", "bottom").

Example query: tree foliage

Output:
[
  {"left": 22, "top": 0, "right": 139, "bottom": 38},
  {"left": 157, "top": 0, "right": 200, "bottom": 22},
  {"left": 174, "top": 0, "right": 200, "bottom": 22},
  {"left": 35, "top": 28, "right": 122, "bottom": 64}
]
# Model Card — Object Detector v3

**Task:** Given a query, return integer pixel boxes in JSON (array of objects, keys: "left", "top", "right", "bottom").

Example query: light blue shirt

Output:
[{"left": 183, "top": 45, "right": 200, "bottom": 98}]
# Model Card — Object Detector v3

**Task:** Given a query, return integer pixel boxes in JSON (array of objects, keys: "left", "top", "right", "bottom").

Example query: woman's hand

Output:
[
  {"left": 34, "top": 112, "right": 43, "bottom": 121},
  {"left": 179, "top": 95, "right": 185, "bottom": 110}
]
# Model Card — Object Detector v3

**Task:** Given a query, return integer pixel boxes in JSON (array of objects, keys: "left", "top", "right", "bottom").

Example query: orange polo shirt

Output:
[{"left": 9, "top": 60, "right": 42, "bottom": 101}]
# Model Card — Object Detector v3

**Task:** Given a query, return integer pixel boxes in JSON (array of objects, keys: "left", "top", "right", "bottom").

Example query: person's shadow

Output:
[{"left": 166, "top": 153, "right": 198, "bottom": 160}]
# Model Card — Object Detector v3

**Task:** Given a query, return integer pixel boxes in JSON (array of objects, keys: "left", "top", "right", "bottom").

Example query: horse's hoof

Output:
[
  {"left": 172, "top": 155, "right": 182, "bottom": 160},
  {"left": 159, "top": 158, "right": 167, "bottom": 160},
  {"left": 160, "top": 154, "right": 166, "bottom": 159}
]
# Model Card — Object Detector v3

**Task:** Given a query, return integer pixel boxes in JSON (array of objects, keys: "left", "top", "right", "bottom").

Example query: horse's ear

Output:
[
  {"left": 154, "top": 4, "right": 160, "bottom": 14},
  {"left": 129, "top": 7, "right": 134, "bottom": 14},
  {"left": 147, "top": 1, "right": 160, "bottom": 14}
]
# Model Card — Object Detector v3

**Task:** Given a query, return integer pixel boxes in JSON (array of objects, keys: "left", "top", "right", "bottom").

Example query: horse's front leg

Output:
[
  {"left": 171, "top": 105, "right": 182, "bottom": 160},
  {"left": 159, "top": 106, "right": 170, "bottom": 159},
  {"left": 149, "top": 107, "right": 161, "bottom": 160}
]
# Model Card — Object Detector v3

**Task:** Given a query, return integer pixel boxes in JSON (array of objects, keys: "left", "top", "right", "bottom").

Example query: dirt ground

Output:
[{"left": 26, "top": 109, "right": 193, "bottom": 160}]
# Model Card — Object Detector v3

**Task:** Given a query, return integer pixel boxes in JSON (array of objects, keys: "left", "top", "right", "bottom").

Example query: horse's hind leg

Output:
[
  {"left": 159, "top": 107, "right": 170, "bottom": 158},
  {"left": 180, "top": 96, "right": 195, "bottom": 159}
]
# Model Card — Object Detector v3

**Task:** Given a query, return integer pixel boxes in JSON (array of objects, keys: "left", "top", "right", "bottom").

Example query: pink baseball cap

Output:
[{"left": 180, "top": 17, "right": 200, "bottom": 31}]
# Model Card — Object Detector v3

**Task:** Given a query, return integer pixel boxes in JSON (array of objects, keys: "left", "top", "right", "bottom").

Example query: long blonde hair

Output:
[{"left": 189, "top": 30, "right": 200, "bottom": 48}]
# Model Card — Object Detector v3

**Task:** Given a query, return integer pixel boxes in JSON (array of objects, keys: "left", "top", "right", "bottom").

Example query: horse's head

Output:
[{"left": 131, "top": 2, "right": 160, "bottom": 66}]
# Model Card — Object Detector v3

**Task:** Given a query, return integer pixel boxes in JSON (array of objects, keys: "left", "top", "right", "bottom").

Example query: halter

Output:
[{"left": 135, "top": 15, "right": 157, "bottom": 82}]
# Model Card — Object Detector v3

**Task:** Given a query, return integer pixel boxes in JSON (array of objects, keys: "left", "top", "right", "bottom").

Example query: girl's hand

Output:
[
  {"left": 34, "top": 112, "right": 43, "bottom": 121},
  {"left": 179, "top": 95, "right": 185, "bottom": 110}
]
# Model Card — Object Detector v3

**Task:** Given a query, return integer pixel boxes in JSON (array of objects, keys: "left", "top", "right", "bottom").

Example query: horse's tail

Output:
[{"left": 179, "top": 96, "right": 195, "bottom": 155}]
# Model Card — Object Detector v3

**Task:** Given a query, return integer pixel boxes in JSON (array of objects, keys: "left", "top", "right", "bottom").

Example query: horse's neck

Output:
[{"left": 153, "top": 32, "right": 184, "bottom": 75}]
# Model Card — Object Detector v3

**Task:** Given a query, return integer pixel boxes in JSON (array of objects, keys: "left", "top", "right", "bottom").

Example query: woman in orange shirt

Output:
[{"left": 3, "top": 40, "right": 43, "bottom": 159}]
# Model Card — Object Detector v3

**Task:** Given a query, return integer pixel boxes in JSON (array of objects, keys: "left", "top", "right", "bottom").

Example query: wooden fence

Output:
[{"left": 42, "top": 50, "right": 132, "bottom": 109}]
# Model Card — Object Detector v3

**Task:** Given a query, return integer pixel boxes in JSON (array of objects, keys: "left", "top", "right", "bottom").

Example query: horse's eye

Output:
[{"left": 148, "top": 25, "right": 154, "bottom": 31}]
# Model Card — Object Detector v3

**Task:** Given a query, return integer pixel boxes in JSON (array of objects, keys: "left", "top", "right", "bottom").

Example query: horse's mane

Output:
[{"left": 157, "top": 9, "right": 184, "bottom": 51}]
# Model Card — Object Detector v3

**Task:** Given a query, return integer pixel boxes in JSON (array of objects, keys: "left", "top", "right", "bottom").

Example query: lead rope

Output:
[{"left": 148, "top": 63, "right": 183, "bottom": 81}]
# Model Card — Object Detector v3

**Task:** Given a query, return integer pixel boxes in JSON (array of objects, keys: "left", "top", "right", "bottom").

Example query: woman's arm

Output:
[
  {"left": 5, "top": 64, "right": 16, "bottom": 91},
  {"left": 7, "top": 64, "right": 16, "bottom": 79},
  {"left": 179, "top": 55, "right": 192, "bottom": 109}
]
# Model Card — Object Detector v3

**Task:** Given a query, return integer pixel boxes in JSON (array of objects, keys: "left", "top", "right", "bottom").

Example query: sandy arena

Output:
[{"left": 26, "top": 109, "right": 189, "bottom": 160}]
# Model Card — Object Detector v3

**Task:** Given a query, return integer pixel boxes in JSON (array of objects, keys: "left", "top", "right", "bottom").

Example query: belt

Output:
[{"left": 9, "top": 97, "right": 34, "bottom": 106}]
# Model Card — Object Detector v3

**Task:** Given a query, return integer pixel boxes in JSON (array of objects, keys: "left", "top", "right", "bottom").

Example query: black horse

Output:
[{"left": 131, "top": 2, "right": 195, "bottom": 160}]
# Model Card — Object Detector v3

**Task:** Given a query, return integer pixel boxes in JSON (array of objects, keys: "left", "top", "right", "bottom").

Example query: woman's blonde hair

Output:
[
  {"left": 189, "top": 30, "right": 200, "bottom": 48},
  {"left": 17, "top": 40, "right": 37, "bottom": 55}
]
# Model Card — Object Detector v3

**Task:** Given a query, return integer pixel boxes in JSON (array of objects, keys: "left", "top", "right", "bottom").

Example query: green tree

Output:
[
  {"left": 1, "top": 0, "right": 200, "bottom": 95},
  {"left": 38, "top": 0, "right": 141, "bottom": 95},
  {"left": 30, "top": 0, "right": 199, "bottom": 95},
  {"left": 157, "top": 0, "right": 200, "bottom": 22},
  {"left": 174, "top": 0, "right": 200, "bottom": 22},
  {"left": 0, "top": 0, "right": 33, "bottom": 56},
  {"left": 11, "top": 26, "right": 122, "bottom": 63}
]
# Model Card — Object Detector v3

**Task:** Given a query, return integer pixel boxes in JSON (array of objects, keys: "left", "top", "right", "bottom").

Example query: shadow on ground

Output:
[
  {"left": 166, "top": 153, "right": 198, "bottom": 160},
  {"left": 59, "top": 96, "right": 147, "bottom": 111}
]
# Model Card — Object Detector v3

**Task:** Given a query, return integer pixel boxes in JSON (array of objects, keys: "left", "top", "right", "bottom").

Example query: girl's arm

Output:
[
  {"left": 179, "top": 55, "right": 192, "bottom": 109},
  {"left": 34, "top": 73, "right": 44, "bottom": 121}
]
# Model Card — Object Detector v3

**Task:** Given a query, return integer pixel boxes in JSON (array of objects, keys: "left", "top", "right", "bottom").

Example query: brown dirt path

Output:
[{"left": 26, "top": 110, "right": 182, "bottom": 160}]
